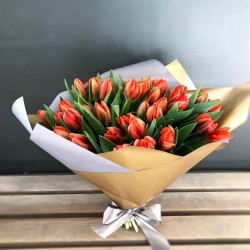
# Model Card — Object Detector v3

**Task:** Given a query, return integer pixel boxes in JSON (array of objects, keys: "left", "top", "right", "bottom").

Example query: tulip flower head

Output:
[
  {"left": 74, "top": 78, "right": 87, "bottom": 98},
  {"left": 197, "top": 120, "right": 218, "bottom": 135},
  {"left": 54, "top": 126, "right": 70, "bottom": 139},
  {"left": 144, "top": 87, "right": 161, "bottom": 104},
  {"left": 159, "top": 126, "right": 175, "bottom": 151},
  {"left": 206, "top": 127, "right": 233, "bottom": 143},
  {"left": 146, "top": 103, "right": 163, "bottom": 123},
  {"left": 152, "top": 79, "right": 168, "bottom": 97},
  {"left": 94, "top": 101, "right": 111, "bottom": 124},
  {"left": 54, "top": 111, "right": 64, "bottom": 124},
  {"left": 136, "top": 101, "right": 149, "bottom": 117},
  {"left": 128, "top": 117, "right": 146, "bottom": 140},
  {"left": 70, "top": 133, "right": 91, "bottom": 150},
  {"left": 113, "top": 144, "right": 130, "bottom": 151},
  {"left": 104, "top": 127, "right": 124, "bottom": 144},
  {"left": 195, "top": 89, "right": 208, "bottom": 103},
  {"left": 116, "top": 113, "right": 136, "bottom": 131},
  {"left": 63, "top": 108, "right": 81, "bottom": 132},
  {"left": 58, "top": 100, "right": 73, "bottom": 112},
  {"left": 99, "top": 78, "right": 113, "bottom": 100},
  {"left": 209, "top": 104, "right": 221, "bottom": 112},
  {"left": 168, "top": 85, "right": 188, "bottom": 111},
  {"left": 90, "top": 77, "right": 101, "bottom": 101},
  {"left": 154, "top": 97, "right": 167, "bottom": 113},
  {"left": 37, "top": 110, "right": 49, "bottom": 126},
  {"left": 194, "top": 113, "right": 212, "bottom": 124},
  {"left": 134, "top": 136, "right": 156, "bottom": 149}
]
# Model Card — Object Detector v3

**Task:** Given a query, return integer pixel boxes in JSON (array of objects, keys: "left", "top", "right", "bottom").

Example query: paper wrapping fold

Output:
[{"left": 12, "top": 59, "right": 250, "bottom": 209}]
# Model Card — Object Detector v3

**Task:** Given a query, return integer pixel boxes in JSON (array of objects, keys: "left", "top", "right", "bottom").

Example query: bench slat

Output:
[
  {"left": 0, "top": 216, "right": 250, "bottom": 246},
  {"left": 1, "top": 172, "right": 250, "bottom": 193},
  {"left": 1, "top": 191, "right": 250, "bottom": 216}
]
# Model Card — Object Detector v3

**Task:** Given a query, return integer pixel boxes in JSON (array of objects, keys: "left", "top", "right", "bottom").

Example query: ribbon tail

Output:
[{"left": 137, "top": 217, "right": 170, "bottom": 250}]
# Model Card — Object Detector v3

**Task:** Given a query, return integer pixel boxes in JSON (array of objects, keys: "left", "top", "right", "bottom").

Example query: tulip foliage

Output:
[{"left": 38, "top": 73, "right": 232, "bottom": 155}]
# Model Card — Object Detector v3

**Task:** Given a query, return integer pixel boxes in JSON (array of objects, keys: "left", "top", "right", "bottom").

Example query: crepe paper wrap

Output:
[
  {"left": 12, "top": 59, "right": 250, "bottom": 208},
  {"left": 92, "top": 202, "right": 170, "bottom": 250}
]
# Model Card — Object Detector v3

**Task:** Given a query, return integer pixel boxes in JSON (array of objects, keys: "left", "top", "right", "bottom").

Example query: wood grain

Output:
[
  {"left": 0, "top": 191, "right": 250, "bottom": 216},
  {"left": 1, "top": 172, "right": 250, "bottom": 194}
]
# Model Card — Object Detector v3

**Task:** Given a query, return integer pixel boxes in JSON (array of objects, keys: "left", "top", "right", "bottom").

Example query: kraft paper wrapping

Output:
[{"left": 14, "top": 59, "right": 250, "bottom": 209}]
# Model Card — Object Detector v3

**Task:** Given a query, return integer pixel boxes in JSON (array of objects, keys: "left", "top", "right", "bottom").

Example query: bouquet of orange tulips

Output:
[
  {"left": 12, "top": 59, "right": 250, "bottom": 250},
  {"left": 37, "top": 72, "right": 232, "bottom": 156}
]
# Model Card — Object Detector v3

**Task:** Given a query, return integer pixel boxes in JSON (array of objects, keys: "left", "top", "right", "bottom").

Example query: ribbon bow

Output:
[{"left": 92, "top": 203, "right": 170, "bottom": 250}]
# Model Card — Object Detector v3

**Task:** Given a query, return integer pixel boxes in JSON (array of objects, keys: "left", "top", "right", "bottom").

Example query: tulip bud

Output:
[
  {"left": 206, "top": 127, "right": 233, "bottom": 143},
  {"left": 146, "top": 103, "right": 163, "bottom": 123},
  {"left": 54, "top": 126, "right": 70, "bottom": 139},
  {"left": 168, "top": 85, "right": 187, "bottom": 101},
  {"left": 90, "top": 77, "right": 101, "bottom": 101},
  {"left": 168, "top": 95, "right": 189, "bottom": 111},
  {"left": 159, "top": 126, "right": 175, "bottom": 151},
  {"left": 63, "top": 108, "right": 81, "bottom": 132},
  {"left": 70, "top": 133, "right": 91, "bottom": 150},
  {"left": 152, "top": 79, "right": 168, "bottom": 97},
  {"left": 37, "top": 110, "right": 49, "bottom": 126},
  {"left": 113, "top": 144, "right": 130, "bottom": 151},
  {"left": 104, "top": 127, "right": 124, "bottom": 144},
  {"left": 54, "top": 111, "right": 64, "bottom": 124},
  {"left": 128, "top": 117, "right": 146, "bottom": 140},
  {"left": 94, "top": 101, "right": 111, "bottom": 124},
  {"left": 154, "top": 97, "right": 167, "bottom": 113},
  {"left": 197, "top": 120, "right": 217, "bottom": 135},
  {"left": 100, "top": 78, "right": 113, "bottom": 100},
  {"left": 134, "top": 136, "right": 156, "bottom": 149},
  {"left": 194, "top": 113, "right": 212, "bottom": 124},
  {"left": 58, "top": 100, "right": 73, "bottom": 112},
  {"left": 144, "top": 87, "right": 161, "bottom": 104},
  {"left": 116, "top": 113, "right": 136, "bottom": 131},
  {"left": 136, "top": 101, "right": 149, "bottom": 117},
  {"left": 124, "top": 78, "right": 150, "bottom": 101},
  {"left": 74, "top": 78, "right": 87, "bottom": 97},
  {"left": 208, "top": 104, "right": 221, "bottom": 112},
  {"left": 195, "top": 89, "right": 208, "bottom": 103}
]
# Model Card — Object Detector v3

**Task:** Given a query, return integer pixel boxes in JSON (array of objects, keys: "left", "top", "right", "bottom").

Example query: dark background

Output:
[{"left": 1, "top": 0, "right": 250, "bottom": 174}]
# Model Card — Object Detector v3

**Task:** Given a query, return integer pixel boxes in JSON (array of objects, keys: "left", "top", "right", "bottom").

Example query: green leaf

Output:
[
  {"left": 175, "top": 144, "right": 194, "bottom": 156},
  {"left": 58, "top": 116, "right": 71, "bottom": 133},
  {"left": 71, "top": 86, "right": 80, "bottom": 101},
  {"left": 64, "top": 79, "right": 75, "bottom": 101},
  {"left": 187, "top": 88, "right": 201, "bottom": 108},
  {"left": 84, "top": 131, "right": 103, "bottom": 153},
  {"left": 43, "top": 112, "right": 55, "bottom": 129},
  {"left": 77, "top": 96, "right": 94, "bottom": 109},
  {"left": 168, "top": 102, "right": 179, "bottom": 114},
  {"left": 99, "top": 136, "right": 116, "bottom": 152},
  {"left": 145, "top": 119, "right": 156, "bottom": 137},
  {"left": 74, "top": 102, "right": 106, "bottom": 136},
  {"left": 103, "top": 88, "right": 112, "bottom": 104},
  {"left": 208, "top": 111, "right": 223, "bottom": 122},
  {"left": 43, "top": 105, "right": 56, "bottom": 126},
  {"left": 112, "top": 87, "right": 121, "bottom": 105},
  {"left": 177, "top": 122, "right": 197, "bottom": 146},
  {"left": 87, "top": 79, "right": 92, "bottom": 104},
  {"left": 121, "top": 99, "right": 132, "bottom": 115},
  {"left": 164, "top": 108, "right": 194, "bottom": 126},
  {"left": 186, "top": 138, "right": 206, "bottom": 150},
  {"left": 97, "top": 73, "right": 102, "bottom": 83},
  {"left": 81, "top": 116, "right": 97, "bottom": 142},
  {"left": 192, "top": 101, "right": 219, "bottom": 114},
  {"left": 118, "top": 74, "right": 126, "bottom": 89}
]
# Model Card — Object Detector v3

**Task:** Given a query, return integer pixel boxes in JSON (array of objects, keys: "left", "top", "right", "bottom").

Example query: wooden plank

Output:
[
  {"left": 1, "top": 191, "right": 250, "bottom": 216},
  {"left": 0, "top": 216, "right": 250, "bottom": 246},
  {"left": 1, "top": 172, "right": 250, "bottom": 193},
  {"left": 6, "top": 245, "right": 250, "bottom": 250}
]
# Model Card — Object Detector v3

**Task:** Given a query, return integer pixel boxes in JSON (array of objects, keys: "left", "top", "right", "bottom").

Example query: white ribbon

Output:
[{"left": 92, "top": 203, "right": 170, "bottom": 250}]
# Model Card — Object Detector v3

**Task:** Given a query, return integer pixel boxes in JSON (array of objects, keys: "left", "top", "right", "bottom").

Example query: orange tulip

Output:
[
  {"left": 168, "top": 85, "right": 187, "bottom": 103},
  {"left": 116, "top": 113, "right": 136, "bottom": 131},
  {"left": 74, "top": 78, "right": 87, "bottom": 97},
  {"left": 54, "top": 126, "right": 70, "bottom": 139},
  {"left": 90, "top": 77, "right": 101, "bottom": 101},
  {"left": 128, "top": 117, "right": 146, "bottom": 140},
  {"left": 113, "top": 144, "right": 130, "bottom": 151},
  {"left": 152, "top": 79, "right": 168, "bottom": 97},
  {"left": 100, "top": 78, "right": 113, "bottom": 100},
  {"left": 144, "top": 87, "right": 161, "bottom": 103},
  {"left": 104, "top": 127, "right": 124, "bottom": 144},
  {"left": 146, "top": 103, "right": 163, "bottom": 123},
  {"left": 136, "top": 101, "right": 149, "bottom": 116},
  {"left": 195, "top": 89, "right": 208, "bottom": 103},
  {"left": 134, "top": 136, "right": 156, "bottom": 149},
  {"left": 94, "top": 101, "right": 111, "bottom": 124},
  {"left": 58, "top": 100, "right": 73, "bottom": 112},
  {"left": 54, "top": 111, "right": 63, "bottom": 124},
  {"left": 168, "top": 95, "right": 189, "bottom": 111},
  {"left": 70, "top": 134, "right": 91, "bottom": 150},
  {"left": 206, "top": 127, "right": 233, "bottom": 143},
  {"left": 159, "top": 125, "right": 175, "bottom": 151},
  {"left": 209, "top": 104, "right": 221, "bottom": 112},
  {"left": 194, "top": 113, "right": 212, "bottom": 124},
  {"left": 154, "top": 97, "right": 167, "bottom": 113},
  {"left": 37, "top": 110, "right": 49, "bottom": 126},
  {"left": 124, "top": 78, "right": 150, "bottom": 101},
  {"left": 63, "top": 108, "right": 81, "bottom": 132},
  {"left": 197, "top": 120, "right": 217, "bottom": 135}
]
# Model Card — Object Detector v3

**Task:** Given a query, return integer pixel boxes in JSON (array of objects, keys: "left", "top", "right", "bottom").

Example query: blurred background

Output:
[{"left": 1, "top": 0, "right": 250, "bottom": 174}]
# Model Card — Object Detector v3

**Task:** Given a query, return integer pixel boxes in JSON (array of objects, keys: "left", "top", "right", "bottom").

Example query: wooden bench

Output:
[{"left": 0, "top": 172, "right": 250, "bottom": 249}]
